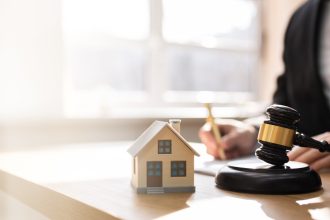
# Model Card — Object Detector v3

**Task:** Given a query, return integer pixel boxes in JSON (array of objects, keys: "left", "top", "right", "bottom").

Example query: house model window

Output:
[
  {"left": 158, "top": 140, "right": 172, "bottom": 154},
  {"left": 171, "top": 161, "right": 186, "bottom": 177},
  {"left": 147, "top": 161, "right": 162, "bottom": 177}
]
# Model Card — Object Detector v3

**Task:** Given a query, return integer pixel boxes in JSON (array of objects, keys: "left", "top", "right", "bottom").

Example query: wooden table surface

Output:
[{"left": 0, "top": 142, "right": 329, "bottom": 220}]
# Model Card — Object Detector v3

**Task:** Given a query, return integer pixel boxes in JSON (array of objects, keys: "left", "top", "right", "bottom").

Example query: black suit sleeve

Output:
[
  {"left": 273, "top": 70, "right": 288, "bottom": 105},
  {"left": 272, "top": 10, "right": 297, "bottom": 106},
  {"left": 272, "top": 42, "right": 290, "bottom": 105}
]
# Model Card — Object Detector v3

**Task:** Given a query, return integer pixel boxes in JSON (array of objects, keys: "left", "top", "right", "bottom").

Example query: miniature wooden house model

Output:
[{"left": 127, "top": 119, "right": 199, "bottom": 194}]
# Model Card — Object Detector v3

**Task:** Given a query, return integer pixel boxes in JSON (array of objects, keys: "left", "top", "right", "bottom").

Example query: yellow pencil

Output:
[{"left": 205, "top": 103, "right": 226, "bottom": 160}]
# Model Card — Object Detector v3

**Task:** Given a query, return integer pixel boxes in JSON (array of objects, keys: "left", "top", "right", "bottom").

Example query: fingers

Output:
[
  {"left": 221, "top": 132, "right": 239, "bottom": 150},
  {"left": 199, "top": 122, "right": 238, "bottom": 159},
  {"left": 312, "top": 131, "right": 330, "bottom": 141},
  {"left": 293, "top": 148, "right": 327, "bottom": 165},
  {"left": 288, "top": 146, "right": 310, "bottom": 160},
  {"left": 288, "top": 131, "right": 330, "bottom": 171},
  {"left": 310, "top": 154, "right": 330, "bottom": 171},
  {"left": 214, "top": 119, "right": 239, "bottom": 134},
  {"left": 289, "top": 131, "right": 330, "bottom": 160},
  {"left": 199, "top": 126, "right": 220, "bottom": 158},
  {"left": 223, "top": 148, "right": 240, "bottom": 160},
  {"left": 313, "top": 133, "right": 328, "bottom": 141},
  {"left": 199, "top": 120, "right": 256, "bottom": 160},
  {"left": 288, "top": 147, "right": 330, "bottom": 171}
]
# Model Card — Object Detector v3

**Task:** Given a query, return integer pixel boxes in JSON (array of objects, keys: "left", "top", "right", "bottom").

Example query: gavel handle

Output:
[{"left": 294, "top": 132, "right": 330, "bottom": 152}]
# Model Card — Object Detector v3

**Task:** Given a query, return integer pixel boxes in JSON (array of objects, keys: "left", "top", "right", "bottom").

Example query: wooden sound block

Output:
[{"left": 216, "top": 160, "right": 322, "bottom": 194}]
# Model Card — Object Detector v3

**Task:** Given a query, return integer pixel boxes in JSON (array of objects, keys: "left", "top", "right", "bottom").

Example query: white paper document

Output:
[{"left": 192, "top": 142, "right": 257, "bottom": 176}]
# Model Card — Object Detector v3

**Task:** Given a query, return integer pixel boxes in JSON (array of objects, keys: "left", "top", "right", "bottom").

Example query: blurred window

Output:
[{"left": 62, "top": 0, "right": 261, "bottom": 116}]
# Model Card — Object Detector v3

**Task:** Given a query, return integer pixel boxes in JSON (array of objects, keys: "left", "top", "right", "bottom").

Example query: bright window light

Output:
[
  {"left": 61, "top": 0, "right": 261, "bottom": 117},
  {"left": 62, "top": 0, "right": 149, "bottom": 40},
  {"left": 163, "top": 0, "right": 257, "bottom": 45}
]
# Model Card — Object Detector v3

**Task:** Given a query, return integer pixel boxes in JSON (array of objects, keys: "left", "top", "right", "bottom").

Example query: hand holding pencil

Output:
[
  {"left": 199, "top": 103, "right": 258, "bottom": 160},
  {"left": 204, "top": 103, "right": 226, "bottom": 160}
]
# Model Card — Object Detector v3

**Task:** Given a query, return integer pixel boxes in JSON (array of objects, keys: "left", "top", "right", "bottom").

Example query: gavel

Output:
[{"left": 256, "top": 104, "right": 330, "bottom": 166}]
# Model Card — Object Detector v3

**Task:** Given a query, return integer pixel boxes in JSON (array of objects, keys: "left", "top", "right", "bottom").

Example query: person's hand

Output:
[
  {"left": 199, "top": 119, "right": 258, "bottom": 160},
  {"left": 288, "top": 132, "right": 330, "bottom": 171}
]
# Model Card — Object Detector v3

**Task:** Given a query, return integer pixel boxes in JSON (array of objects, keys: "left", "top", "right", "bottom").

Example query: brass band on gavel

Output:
[{"left": 257, "top": 123, "right": 295, "bottom": 148}]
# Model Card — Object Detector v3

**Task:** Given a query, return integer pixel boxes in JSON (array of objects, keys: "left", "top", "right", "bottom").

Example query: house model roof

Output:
[{"left": 127, "top": 121, "right": 200, "bottom": 157}]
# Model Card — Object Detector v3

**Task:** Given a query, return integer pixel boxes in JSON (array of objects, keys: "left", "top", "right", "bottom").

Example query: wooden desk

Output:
[{"left": 0, "top": 142, "right": 329, "bottom": 219}]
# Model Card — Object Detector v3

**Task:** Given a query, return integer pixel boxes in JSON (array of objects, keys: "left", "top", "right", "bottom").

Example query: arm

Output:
[
  {"left": 272, "top": 4, "right": 300, "bottom": 106},
  {"left": 272, "top": 20, "right": 292, "bottom": 106},
  {"left": 273, "top": 73, "right": 289, "bottom": 105}
]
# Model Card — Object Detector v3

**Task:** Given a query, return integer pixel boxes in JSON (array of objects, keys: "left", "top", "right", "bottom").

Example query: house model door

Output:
[{"left": 147, "top": 161, "right": 162, "bottom": 187}]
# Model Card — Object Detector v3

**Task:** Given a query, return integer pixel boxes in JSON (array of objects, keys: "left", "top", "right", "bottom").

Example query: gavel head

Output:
[{"left": 255, "top": 104, "right": 300, "bottom": 166}]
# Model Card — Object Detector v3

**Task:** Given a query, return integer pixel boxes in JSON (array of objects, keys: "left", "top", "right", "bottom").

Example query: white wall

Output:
[{"left": 0, "top": 0, "right": 63, "bottom": 119}]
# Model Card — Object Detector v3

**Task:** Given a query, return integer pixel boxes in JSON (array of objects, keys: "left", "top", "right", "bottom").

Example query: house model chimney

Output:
[{"left": 169, "top": 119, "right": 181, "bottom": 134}]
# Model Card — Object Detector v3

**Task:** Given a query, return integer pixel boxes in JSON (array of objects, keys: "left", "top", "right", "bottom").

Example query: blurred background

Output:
[{"left": 0, "top": 0, "right": 305, "bottom": 151}]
